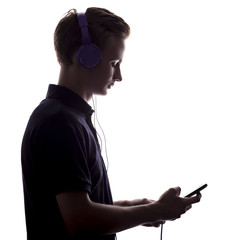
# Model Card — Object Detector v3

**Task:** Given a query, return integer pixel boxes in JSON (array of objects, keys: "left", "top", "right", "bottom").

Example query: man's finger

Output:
[
  {"left": 184, "top": 192, "right": 202, "bottom": 204},
  {"left": 173, "top": 186, "right": 181, "bottom": 196},
  {"left": 185, "top": 205, "right": 192, "bottom": 211}
]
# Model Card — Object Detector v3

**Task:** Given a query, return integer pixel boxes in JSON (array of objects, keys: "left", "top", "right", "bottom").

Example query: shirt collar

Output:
[{"left": 46, "top": 84, "right": 94, "bottom": 117}]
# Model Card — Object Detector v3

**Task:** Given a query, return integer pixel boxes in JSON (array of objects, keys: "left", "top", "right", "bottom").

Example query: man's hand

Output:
[
  {"left": 155, "top": 187, "right": 201, "bottom": 221},
  {"left": 114, "top": 187, "right": 201, "bottom": 227}
]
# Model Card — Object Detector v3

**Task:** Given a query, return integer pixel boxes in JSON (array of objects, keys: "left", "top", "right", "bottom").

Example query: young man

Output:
[{"left": 21, "top": 7, "right": 201, "bottom": 240}]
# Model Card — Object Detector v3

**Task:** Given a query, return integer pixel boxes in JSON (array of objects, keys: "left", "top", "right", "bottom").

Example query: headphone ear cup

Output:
[{"left": 76, "top": 44, "right": 102, "bottom": 68}]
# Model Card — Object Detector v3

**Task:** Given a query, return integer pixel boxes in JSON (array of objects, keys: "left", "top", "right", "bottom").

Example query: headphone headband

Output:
[
  {"left": 76, "top": 12, "right": 102, "bottom": 68},
  {"left": 77, "top": 13, "right": 92, "bottom": 44}
]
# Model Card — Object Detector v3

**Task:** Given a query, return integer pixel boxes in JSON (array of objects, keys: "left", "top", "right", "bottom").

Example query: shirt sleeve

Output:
[{"left": 33, "top": 112, "right": 92, "bottom": 195}]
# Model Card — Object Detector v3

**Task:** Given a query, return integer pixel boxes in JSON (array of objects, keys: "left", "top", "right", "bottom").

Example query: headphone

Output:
[{"left": 76, "top": 13, "right": 102, "bottom": 68}]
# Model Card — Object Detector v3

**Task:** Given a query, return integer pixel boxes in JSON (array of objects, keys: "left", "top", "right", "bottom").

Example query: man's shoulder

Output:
[
  {"left": 34, "top": 97, "right": 84, "bottom": 120},
  {"left": 27, "top": 98, "right": 87, "bottom": 136}
]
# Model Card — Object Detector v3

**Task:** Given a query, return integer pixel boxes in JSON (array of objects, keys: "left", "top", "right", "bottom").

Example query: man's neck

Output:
[{"left": 58, "top": 66, "right": 92, "bottom": 102}]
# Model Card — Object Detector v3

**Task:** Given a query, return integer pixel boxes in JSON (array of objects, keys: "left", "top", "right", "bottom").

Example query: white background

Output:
[{"left": 0, "top": 0, "right": 239, "bottom": 239}]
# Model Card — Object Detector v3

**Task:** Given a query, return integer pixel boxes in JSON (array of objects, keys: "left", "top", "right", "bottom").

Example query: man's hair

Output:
[{"left": 54, "top": 7, "right": 130, "bottom": 66}]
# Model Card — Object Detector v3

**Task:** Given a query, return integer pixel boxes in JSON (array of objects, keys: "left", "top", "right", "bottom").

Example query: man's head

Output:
[
  {"left": 54, "top": 7, "right": 130, "bottom": 67},
  {"left": 54, "top": 8, "right": 130, "bottom": 100}
]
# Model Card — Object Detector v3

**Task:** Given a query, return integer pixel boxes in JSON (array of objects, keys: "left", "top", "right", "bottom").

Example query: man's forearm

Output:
[
  {"left": 76, "top": 200, "right": 159, "bottom": 235},
  {"left": 114, "top": 198, "right": 153, "bottom": 207}
]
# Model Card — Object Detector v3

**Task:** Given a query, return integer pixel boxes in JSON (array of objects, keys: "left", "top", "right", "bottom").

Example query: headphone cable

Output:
[
  {"left": 89, "top": 70, "right": 109, "bottom": 171},
  {"left": 160, "top": 224, "right": 163, "bottom": 240},
  {"left": 91, "top": 94, "right": 109, "bottom": 171}
]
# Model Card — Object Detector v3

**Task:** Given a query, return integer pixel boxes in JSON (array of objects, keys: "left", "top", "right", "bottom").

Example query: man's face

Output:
[{"left": 91, "top": 36, "right": 125, "bottom": 95}]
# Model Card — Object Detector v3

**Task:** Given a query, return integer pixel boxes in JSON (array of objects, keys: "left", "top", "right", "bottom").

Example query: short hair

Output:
[{"left": 54, "top": 7, "right": 130, "bottom": 66}]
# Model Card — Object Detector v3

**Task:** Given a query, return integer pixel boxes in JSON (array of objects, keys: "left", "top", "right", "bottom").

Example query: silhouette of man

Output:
[{"left": 21, "top": 7, "right": 201, "bottom": 240}]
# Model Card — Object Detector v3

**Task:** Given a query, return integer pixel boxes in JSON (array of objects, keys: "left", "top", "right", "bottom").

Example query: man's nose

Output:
[{"left": 113, "top": 66, "right": 122, "bottom": 82}]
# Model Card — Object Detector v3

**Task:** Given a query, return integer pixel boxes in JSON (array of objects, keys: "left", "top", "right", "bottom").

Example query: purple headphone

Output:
[{"left": 76, "top": 13, "right": 102, "bottom": 68}]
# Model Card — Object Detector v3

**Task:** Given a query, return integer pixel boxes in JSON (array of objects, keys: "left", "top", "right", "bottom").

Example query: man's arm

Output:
[
  {"left": 114, "top": 198, "right": 165, "bottom": 227},
  {"left": 114, "top": 198, "right": 152, "bottom": 207},
  {"left": 56, "top": 187, "right": 201, "bottom": 237}
]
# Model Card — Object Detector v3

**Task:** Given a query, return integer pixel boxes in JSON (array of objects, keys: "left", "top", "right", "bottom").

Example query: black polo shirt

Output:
[{"left": 21, "top": 84, "right": 115, "bottom": 240}]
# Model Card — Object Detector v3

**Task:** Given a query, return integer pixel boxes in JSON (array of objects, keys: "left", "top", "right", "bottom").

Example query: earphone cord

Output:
[
  {"left": 91, "top": 95, "right": 109, "bottom": 171},
  {"left": 89, "top": 70, "right": 109, "bottom": 171},
  {"left": 160, "top": 224, "right": 163, "bottom": 240}
]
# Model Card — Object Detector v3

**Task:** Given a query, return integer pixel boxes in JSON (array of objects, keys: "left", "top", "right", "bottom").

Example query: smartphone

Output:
[{"left": 184, "top": 184, "right": 208, "bottom": 197}]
